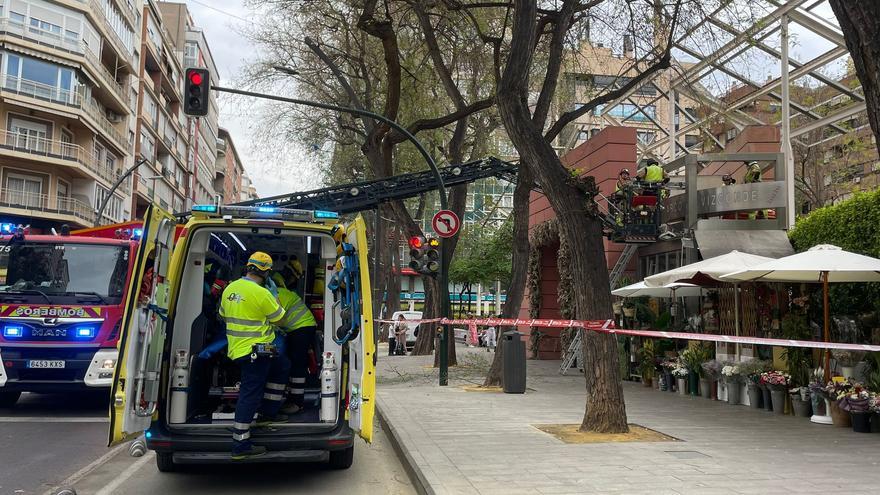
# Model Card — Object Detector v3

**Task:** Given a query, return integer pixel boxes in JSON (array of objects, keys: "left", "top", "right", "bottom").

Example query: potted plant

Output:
[
  {"left": 680, "top": 345, "right": 711, "bottom": 396},
  {"left": 870, "top": 395, "right": 880, "bottom": 433},
  {"left": 809, "top": 380, "right": 832, "bottom": 423},
  {"left": 660, "top": 359, "right": 677, "bottom": 393},
  {"left": 789, "top": 386, "right": 812, "bottom": 418},
  {"left": 740, "top": 360, "right": 770, "bottom": 409},
  {"left": 825, "top": 379, "right": 855, "bottom": 427},
  {"left": 760, "top": 371, "right": 791, "bottom": 415},
  {"left": 721, "top": 362, "right": 743, "bottom": 405},
  {"left": 838, "top": 386, "right": 873, "bottom": 433},
  {"left": 622, "top": 301, "right": 636, "bottom": 318},
  {"left": 832, "top": 350, "right": 859, "bottom": 379},
  {"left": 701, "top": 360, "right": 722, "bottom": 400},
  {"left": 672, "top": 360, "right": 689, "bottom": 396}
]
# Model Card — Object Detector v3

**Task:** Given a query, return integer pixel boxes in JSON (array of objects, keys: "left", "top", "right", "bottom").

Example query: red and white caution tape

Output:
[{"left": 375, "top": 317, "right": 880, "bottom": 352}]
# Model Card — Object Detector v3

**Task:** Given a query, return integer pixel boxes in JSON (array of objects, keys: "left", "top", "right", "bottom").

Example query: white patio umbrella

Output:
[
  {"left": 645, "top": 251, "right": 775, "bottom": 359},
  {"left": 722, "top": 244, "right": 880, "bottom": 381},
  {"left": 644, "top": 250, "right": 773, "bottom": 287},
  {"left": 612, "top": 281, "right": 702, "bottom": 298}
]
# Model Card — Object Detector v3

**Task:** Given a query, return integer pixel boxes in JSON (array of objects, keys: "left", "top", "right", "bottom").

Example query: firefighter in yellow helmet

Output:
[
  {"left": 270, "top": 257, "right": 318, "bottom": 414},
  {"left": 636, "top": 158, "right": 669, "bottom": 186},
  {"left": 743, "top": 161, "right": 767, "bottom": 219},
  {"left": 219, "top": 251, "right": 291, "bottom": 460}
]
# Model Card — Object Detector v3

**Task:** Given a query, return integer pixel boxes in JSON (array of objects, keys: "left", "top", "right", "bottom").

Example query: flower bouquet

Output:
[
  {"left": 721, "top": 363, "right": 742, "bottom": 384},
  {"left": 838, "top": 385, "right": 874, "bottom": 433},
  {"left": 759, "top": 371, "right": 791, "bottom": 391},
  {"left": 701, "top": 360, "right": 722, "bottom": 380},
  {"left": 825, "top": 379, "right": 856, "bottom": 427}
]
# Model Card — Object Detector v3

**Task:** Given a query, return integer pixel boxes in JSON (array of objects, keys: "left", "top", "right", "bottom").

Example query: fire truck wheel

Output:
[
  {"left": 0, "top": 391, "right": 20, "bottom": 408},
  {"left": 328, "top": 446, "right": 354, "bottom": 470},
  {"left": 155, "top": 452, "right": 177, "bottom": 473}
]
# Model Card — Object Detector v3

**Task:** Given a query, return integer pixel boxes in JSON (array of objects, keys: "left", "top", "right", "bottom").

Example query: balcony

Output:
[
  {"left": 0, "top": 187, "right": 96, "bottom": 227},
  {"left": 0, "top": 19, "right": 128, "bottom": 106},
  {"left": 1, "top": 75, "right": 129, "bottom": 153},
  {"left": 88, "top": 0, "right": 131, "bottom": 60},
  {"left": 0, "top": 129, "right": 130, "bottom": 194}
]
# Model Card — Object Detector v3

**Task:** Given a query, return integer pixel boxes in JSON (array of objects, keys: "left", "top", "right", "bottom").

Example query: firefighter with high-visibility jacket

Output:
[
  {"left": 637, "top": 158, "right": 670, "bottom": 186},
  {"left": 219, "top": 251, "right": 291, "bottom": 460},
  {"left": 271, "top": 258, "right": 318, "bottom": 414}
]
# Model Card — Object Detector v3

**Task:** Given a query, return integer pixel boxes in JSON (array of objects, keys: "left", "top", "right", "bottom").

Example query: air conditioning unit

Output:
[
  {"left": 853, "top": 176, "right": 862, "bottom": 184},
  {"left": 107, "top": 112, "right": 123, "bottom": 123}
]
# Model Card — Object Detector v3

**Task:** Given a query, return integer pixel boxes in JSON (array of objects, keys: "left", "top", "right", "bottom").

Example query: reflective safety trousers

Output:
[
  {"left": 220, "top": 278, "right": 285, "bottom": 360},
  {"left": 276, "top": 288, "right": 317, "bottom": 332}
]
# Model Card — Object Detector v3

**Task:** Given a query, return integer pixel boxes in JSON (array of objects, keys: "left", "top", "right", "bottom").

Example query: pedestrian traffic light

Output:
[
  {"left": 184, "top": 68, "right": 210, "bottom": 116},
  {"left": 408, "top": 236, "right": 440, "bottom": 276}
]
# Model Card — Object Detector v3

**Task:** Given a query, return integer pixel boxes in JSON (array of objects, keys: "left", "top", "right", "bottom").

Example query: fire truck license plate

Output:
[{"left": 27, "top": 360, "right": 65, "bottom": 369}]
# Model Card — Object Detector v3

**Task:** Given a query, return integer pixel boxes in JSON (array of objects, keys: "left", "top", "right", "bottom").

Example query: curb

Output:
[{"left": 376, "top": 397, "right": 435, "bottom": 495}]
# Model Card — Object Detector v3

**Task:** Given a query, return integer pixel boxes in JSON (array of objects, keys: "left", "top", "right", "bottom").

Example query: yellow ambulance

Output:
[{"left": 107, "top": 204, "right": 376, "bottom": 472}]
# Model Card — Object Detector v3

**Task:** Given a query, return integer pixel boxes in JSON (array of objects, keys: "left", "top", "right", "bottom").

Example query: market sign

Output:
[{"left": 696, "top": 181, "right": 786, "bottom": 215}]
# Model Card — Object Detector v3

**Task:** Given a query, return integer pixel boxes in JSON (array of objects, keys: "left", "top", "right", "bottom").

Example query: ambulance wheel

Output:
[
  {"left": 156, "top": 452, "right": 177, "bottom": 473},
  {"left": 328, "top": 446, "right": 354, "bottom": 470},
  {"left": 0, "top": 391, "right": 20, "bottom": 408}
]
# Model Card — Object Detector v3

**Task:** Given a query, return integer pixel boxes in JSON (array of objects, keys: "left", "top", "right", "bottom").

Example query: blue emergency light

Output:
[
  {"left": 145, "top": 430, "right": 152, "bottom": 439},
  {"left": 192, "top": 204, "right": 219, "bottom": 213},
  {"left": 3, "top": 325, "right": 23, "bottom": 338},
  {"left": 314, "top": 210, "right": 339, "bottom": 219},
  {"left": 257, "top": 206, "right": 277, "bottom": 213},
  {"left": 132, "top": 228, "right": 143, "bottom": 239},
  {"left": 74, "top": 326, "right": 96, "bottom": 338},
  {"left": 0, "top": 223, "right": 12, "bottom": 233}
]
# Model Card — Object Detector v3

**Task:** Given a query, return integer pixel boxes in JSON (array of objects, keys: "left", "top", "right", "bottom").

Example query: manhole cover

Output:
[{"left": 665, "top": 450, "right": 710, "bottom": 459}]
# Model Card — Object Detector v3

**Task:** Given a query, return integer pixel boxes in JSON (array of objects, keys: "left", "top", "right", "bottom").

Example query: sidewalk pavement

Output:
[{"left": 375, "top": 344, "right": 880, "bottom": 495}]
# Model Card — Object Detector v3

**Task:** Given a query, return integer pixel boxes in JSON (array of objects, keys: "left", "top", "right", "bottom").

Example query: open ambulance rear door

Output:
[
  {"left": 108, "top": 205, "right": 176, "bottom": 446},
  {"left": 344, "top": 215, "right": 376, "bottom": 443}
]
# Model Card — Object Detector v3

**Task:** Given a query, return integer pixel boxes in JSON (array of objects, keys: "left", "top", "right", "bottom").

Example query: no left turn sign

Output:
[{"left": 432, "top": 210, "right": 460, "bottom": 238}]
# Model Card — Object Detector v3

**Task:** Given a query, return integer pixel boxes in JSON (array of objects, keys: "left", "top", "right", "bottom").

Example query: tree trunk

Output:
[
  {"left": 412, "top": 276, "right": 439, "bottom": 355},
  {"left": 830, "top": 1, "right": 880, "bottom": 154},
  {"left": 496, "top": 0, "right": 627, "bottom": 434},
  {"left": 484, "top": 165, "right": 533, "bottom": 387}
]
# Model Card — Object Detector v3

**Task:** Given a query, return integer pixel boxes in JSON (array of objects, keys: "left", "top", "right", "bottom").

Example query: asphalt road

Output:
[
  {"left": 0, "top": 391, "right": 111, "bottom": 495},
  {"left": 64, "top": 421, "right": 416, "bottom": 495}
]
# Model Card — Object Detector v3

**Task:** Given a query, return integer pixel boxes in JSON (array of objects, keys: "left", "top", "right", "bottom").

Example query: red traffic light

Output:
[
  {"left": 188, "top": 71, "right": 203, "bottom": 85},
  {"left": 408, "top": 236, "right": 425, "bottom": 249}
]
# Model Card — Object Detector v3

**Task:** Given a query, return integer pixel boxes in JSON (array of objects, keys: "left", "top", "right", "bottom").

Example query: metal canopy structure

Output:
[{"left": 562, "top": 0, "right": 865, "bottom": 230}]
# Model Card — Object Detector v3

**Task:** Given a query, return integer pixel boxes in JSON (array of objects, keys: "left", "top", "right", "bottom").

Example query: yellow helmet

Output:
[
  {"left": 288, "top": 259, "right": 304, "bottom": 279},
  {"left": 330, "top": 224, "right": 346, "bottom": 244},
  {"left": 246, "top": 251, "right": 273, "bottom": 273},
  {"left": 270, "top": 272, "right": 287, "bottom": 290}
]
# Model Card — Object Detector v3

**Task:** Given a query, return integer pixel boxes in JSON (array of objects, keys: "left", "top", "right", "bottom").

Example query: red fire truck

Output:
[{"left": 0, "top": 222, "right": 143, "bottom": 406}]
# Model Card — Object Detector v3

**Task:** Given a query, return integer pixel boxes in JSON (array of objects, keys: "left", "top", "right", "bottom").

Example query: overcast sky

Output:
[{"left": 183, "top": 0, "right": 321, "bottom": 199}]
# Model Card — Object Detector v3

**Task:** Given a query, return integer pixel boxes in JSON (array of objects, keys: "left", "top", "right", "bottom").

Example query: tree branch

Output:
[
  {"left": 303, "top": 36, "right": 376, "bottom": 133},
  {"left": 387, "top": 97, "right": 495, "bottom": 144},
  {"left": 532, "top": 0, "right": 578, "bottom": 128}
]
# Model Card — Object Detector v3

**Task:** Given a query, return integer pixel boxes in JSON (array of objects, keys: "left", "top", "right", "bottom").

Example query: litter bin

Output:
[{"left": 502, "top": 331, "right": 526, "bottom": 393}]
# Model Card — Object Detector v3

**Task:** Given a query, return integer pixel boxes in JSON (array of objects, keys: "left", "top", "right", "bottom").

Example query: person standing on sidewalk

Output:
[
  {"left": 484, "top": 320, "right": 497, "bottom": 352},
  {"left": 389, "top": 315, "right": 405, "bottom": 356},
  {"left": 394, "top": 316, "right": 409, "bottom": 355}
]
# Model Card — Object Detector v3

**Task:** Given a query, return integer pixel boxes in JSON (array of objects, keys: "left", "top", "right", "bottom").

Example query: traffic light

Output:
[
  {"left": 184, "top": 68, "right": 210, "bottom": 116},
  {"left": 408, "top": 236, "right": 440, "bottom": 276}
]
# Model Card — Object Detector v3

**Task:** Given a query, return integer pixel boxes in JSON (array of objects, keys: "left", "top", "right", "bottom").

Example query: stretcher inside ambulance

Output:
[{"left": 109, "top": 204, "right": 375, "bottom": 471}]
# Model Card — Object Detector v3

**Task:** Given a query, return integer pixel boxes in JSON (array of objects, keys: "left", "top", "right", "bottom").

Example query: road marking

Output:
[
  {"left": 41, "top": 442, "right": 127, "bottom": 495},
  {"left": 94, "top": 451, "right": 154, "bottom": 495},
  {"left": 0, "top": 416, "right": 108, "bottom": 423}
]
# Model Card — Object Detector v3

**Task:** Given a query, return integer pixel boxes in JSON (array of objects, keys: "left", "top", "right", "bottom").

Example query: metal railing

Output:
[
  {"left": 0, "top": 75, "right": 129, "bottom": 150},
  {"left": 0, "top": 187, "right": 95, "bottom": 225},
  {"left": 88, "top": 0, "right": 131, "bottom": 60},
  {"left": 0, "top": 129, "right": 130, "bottom": 193},
  {"left": 0, "top": 19, "right": 128, "bottom": 103}
]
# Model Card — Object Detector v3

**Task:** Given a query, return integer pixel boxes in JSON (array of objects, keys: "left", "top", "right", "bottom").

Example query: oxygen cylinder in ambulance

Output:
[
  {"left": 320, "top": 352, "right": 338, "bottom": 423},
  {"left": 169, "top": 350, "right": 189, "bottom": 423}
]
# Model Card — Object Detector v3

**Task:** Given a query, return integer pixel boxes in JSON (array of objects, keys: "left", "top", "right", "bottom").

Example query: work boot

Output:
[
  {"left": 255, "top": 413, "right": 289, "bottom": 427},
  {"left": 280, "top": 402, "right": 302, "bottom": 415},
  {"left": 231, "top": 442, "right": 267, "bottom": 460}
]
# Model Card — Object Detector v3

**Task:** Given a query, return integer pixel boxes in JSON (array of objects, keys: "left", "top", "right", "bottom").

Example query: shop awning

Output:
[
  {"left": 612, "top": 281, "right": 702, "bottom": 298},
  {"left": 644, "top": 250, "right": 773, "bottom": 287},
  {"left": 694, "top": 229, "right": 794, "bottom": 259}
]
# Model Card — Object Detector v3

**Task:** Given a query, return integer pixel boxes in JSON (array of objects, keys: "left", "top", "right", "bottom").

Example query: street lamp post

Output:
[
  {"left": 96, "top": 157, "right": 148, "bottom": 225},
  {"left": 208, "top": 85, "right": 453, "bottom": 385}
]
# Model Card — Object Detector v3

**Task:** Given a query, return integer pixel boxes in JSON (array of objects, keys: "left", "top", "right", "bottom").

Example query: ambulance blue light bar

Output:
[
  {"left": 3, "top": 325, "right": 23, "bottom": 338},
  {"left": 191, "top": 204, "right": 340, "bottom": 222}
]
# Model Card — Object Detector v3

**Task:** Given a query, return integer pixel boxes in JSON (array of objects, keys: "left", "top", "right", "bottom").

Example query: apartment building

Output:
[
  {"left": 130, "top": 0, "right": 188, "bottom": 217},
  {"left": 556, "top": 39, "right": 701, "bottom": 158},
  {"left": 0, "top": 0, "right": 138, "bottom": 231},
  {"left": 215, "top": 127, "right": 243, "bottom": 204},
  {"left": 159, "top": 1, "right": 218, "bottom": 206},
  {"left": 239, "top": 172, "right": 257, "bottom": 202}
]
